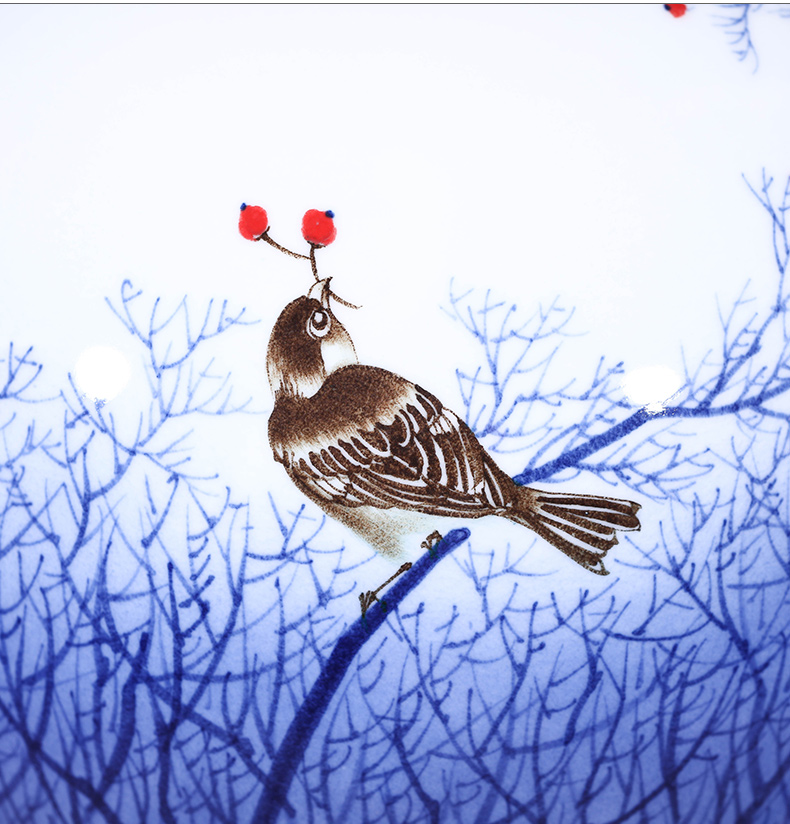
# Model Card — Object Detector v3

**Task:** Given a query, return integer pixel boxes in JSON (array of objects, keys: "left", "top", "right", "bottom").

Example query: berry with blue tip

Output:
[
  {"left": 239, "top": 204, "right": 269, "bottom": 240},
  {"left": 302, "top": 209, "right": 337, "bottom": 247}
]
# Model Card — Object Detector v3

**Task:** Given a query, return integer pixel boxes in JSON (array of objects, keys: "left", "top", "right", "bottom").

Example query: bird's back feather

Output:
[{"left": 269, "top": 364, "right": 512, "bottom": 515}]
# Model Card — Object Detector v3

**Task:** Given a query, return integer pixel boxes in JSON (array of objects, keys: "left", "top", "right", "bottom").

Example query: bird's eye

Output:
[{"left": 308, "top": 309, "right": 331, "bottom": 338}]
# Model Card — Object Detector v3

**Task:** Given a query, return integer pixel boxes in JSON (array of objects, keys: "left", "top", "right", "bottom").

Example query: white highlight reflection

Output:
[
  {"left": 74, "top": 346, "right": 131, "bottom": 403},
  {"left": 621, "top": 365, "right": 684, "bottom": 413}
]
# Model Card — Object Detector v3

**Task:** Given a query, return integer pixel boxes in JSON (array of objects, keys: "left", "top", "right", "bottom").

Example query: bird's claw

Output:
[
  {"left": 421, "top": 530, "right": 444, "bottom": 559},
  {"left": 359, "top": 590, "right": 380, "bottom": 618},
  {"left": 358, "top": 562, "right": 412, "bottom": 620}
]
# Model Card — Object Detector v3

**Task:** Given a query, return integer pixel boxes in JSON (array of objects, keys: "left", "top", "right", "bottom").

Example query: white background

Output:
[{"left": 1, "top": 4, "right": 788, "bottom": 544}]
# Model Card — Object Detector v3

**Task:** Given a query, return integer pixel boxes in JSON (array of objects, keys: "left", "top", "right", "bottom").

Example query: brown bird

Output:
[{"left": 267, "top": 280, "right": 641, "bottom": 612}]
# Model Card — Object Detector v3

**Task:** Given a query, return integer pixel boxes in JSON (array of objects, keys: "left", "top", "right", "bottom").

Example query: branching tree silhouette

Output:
[
  {"left": 709, "top": 4, "right": 790, "bottom": 71},
  {"left": 1, "top": 172, "right": 789, "bottom": 823}
]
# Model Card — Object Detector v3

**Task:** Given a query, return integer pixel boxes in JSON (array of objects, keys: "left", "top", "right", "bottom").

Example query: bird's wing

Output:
[{"left": 269, "top": 365, "right": 513, "bottom": 515}]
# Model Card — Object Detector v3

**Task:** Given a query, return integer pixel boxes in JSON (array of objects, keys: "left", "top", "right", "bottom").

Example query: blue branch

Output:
[{"left": 251, "top": 528, "right": 470, "bottom": 824}]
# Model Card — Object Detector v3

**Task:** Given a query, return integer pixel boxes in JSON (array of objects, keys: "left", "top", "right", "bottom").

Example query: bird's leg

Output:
[
  {"left": 359, "top": 562, "right": 412, "bottom": 620},
  {"left": 421, "top": 530, "right": 444, "bottom": 559}
]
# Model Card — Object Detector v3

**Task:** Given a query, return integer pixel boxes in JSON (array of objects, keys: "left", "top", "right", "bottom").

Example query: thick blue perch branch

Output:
[{"left": 252, "top": 527, "right": 471, "bottom": 824}]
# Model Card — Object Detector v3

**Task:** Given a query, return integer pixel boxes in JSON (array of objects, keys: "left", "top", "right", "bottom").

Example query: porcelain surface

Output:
[{"left": 1, "top": 6, "right": 789, "bottom": 823}]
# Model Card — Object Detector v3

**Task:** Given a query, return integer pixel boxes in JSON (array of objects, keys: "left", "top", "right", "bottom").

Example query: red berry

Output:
[
  {"left": 664, "top": 4, "right": 686, "bottom": 17},
  {"left": 239, "top": 204, "right": 269, "bottom": 240},
  {"left": 302, "top": 209, "right": 337, "bottom": 247}
]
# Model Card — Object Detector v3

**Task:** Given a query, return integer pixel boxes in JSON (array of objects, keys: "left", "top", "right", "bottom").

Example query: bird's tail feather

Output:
[{"left": 508, "top": 488, "right": 641, "bottom": 575}]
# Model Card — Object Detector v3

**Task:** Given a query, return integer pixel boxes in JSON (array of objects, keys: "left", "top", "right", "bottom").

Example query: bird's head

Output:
[{"left": 266, "top": 278, "right": 358, "bottom": 400}]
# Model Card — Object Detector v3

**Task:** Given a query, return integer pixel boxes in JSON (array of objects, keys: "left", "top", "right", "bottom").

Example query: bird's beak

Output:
[{"left": 306, "top": 278, "right": 332, "bottom": 308}]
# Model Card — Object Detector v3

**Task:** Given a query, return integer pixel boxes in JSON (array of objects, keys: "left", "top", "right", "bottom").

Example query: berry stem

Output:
[
  {"left": 309, "top": 244, "right": 319, "bottom": 281},
  {"left": 260, "top": 223, "right": 360, "bottom": 309},
  {"left": 259, "top": 232, "right": 310, "bottom": 261}
]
